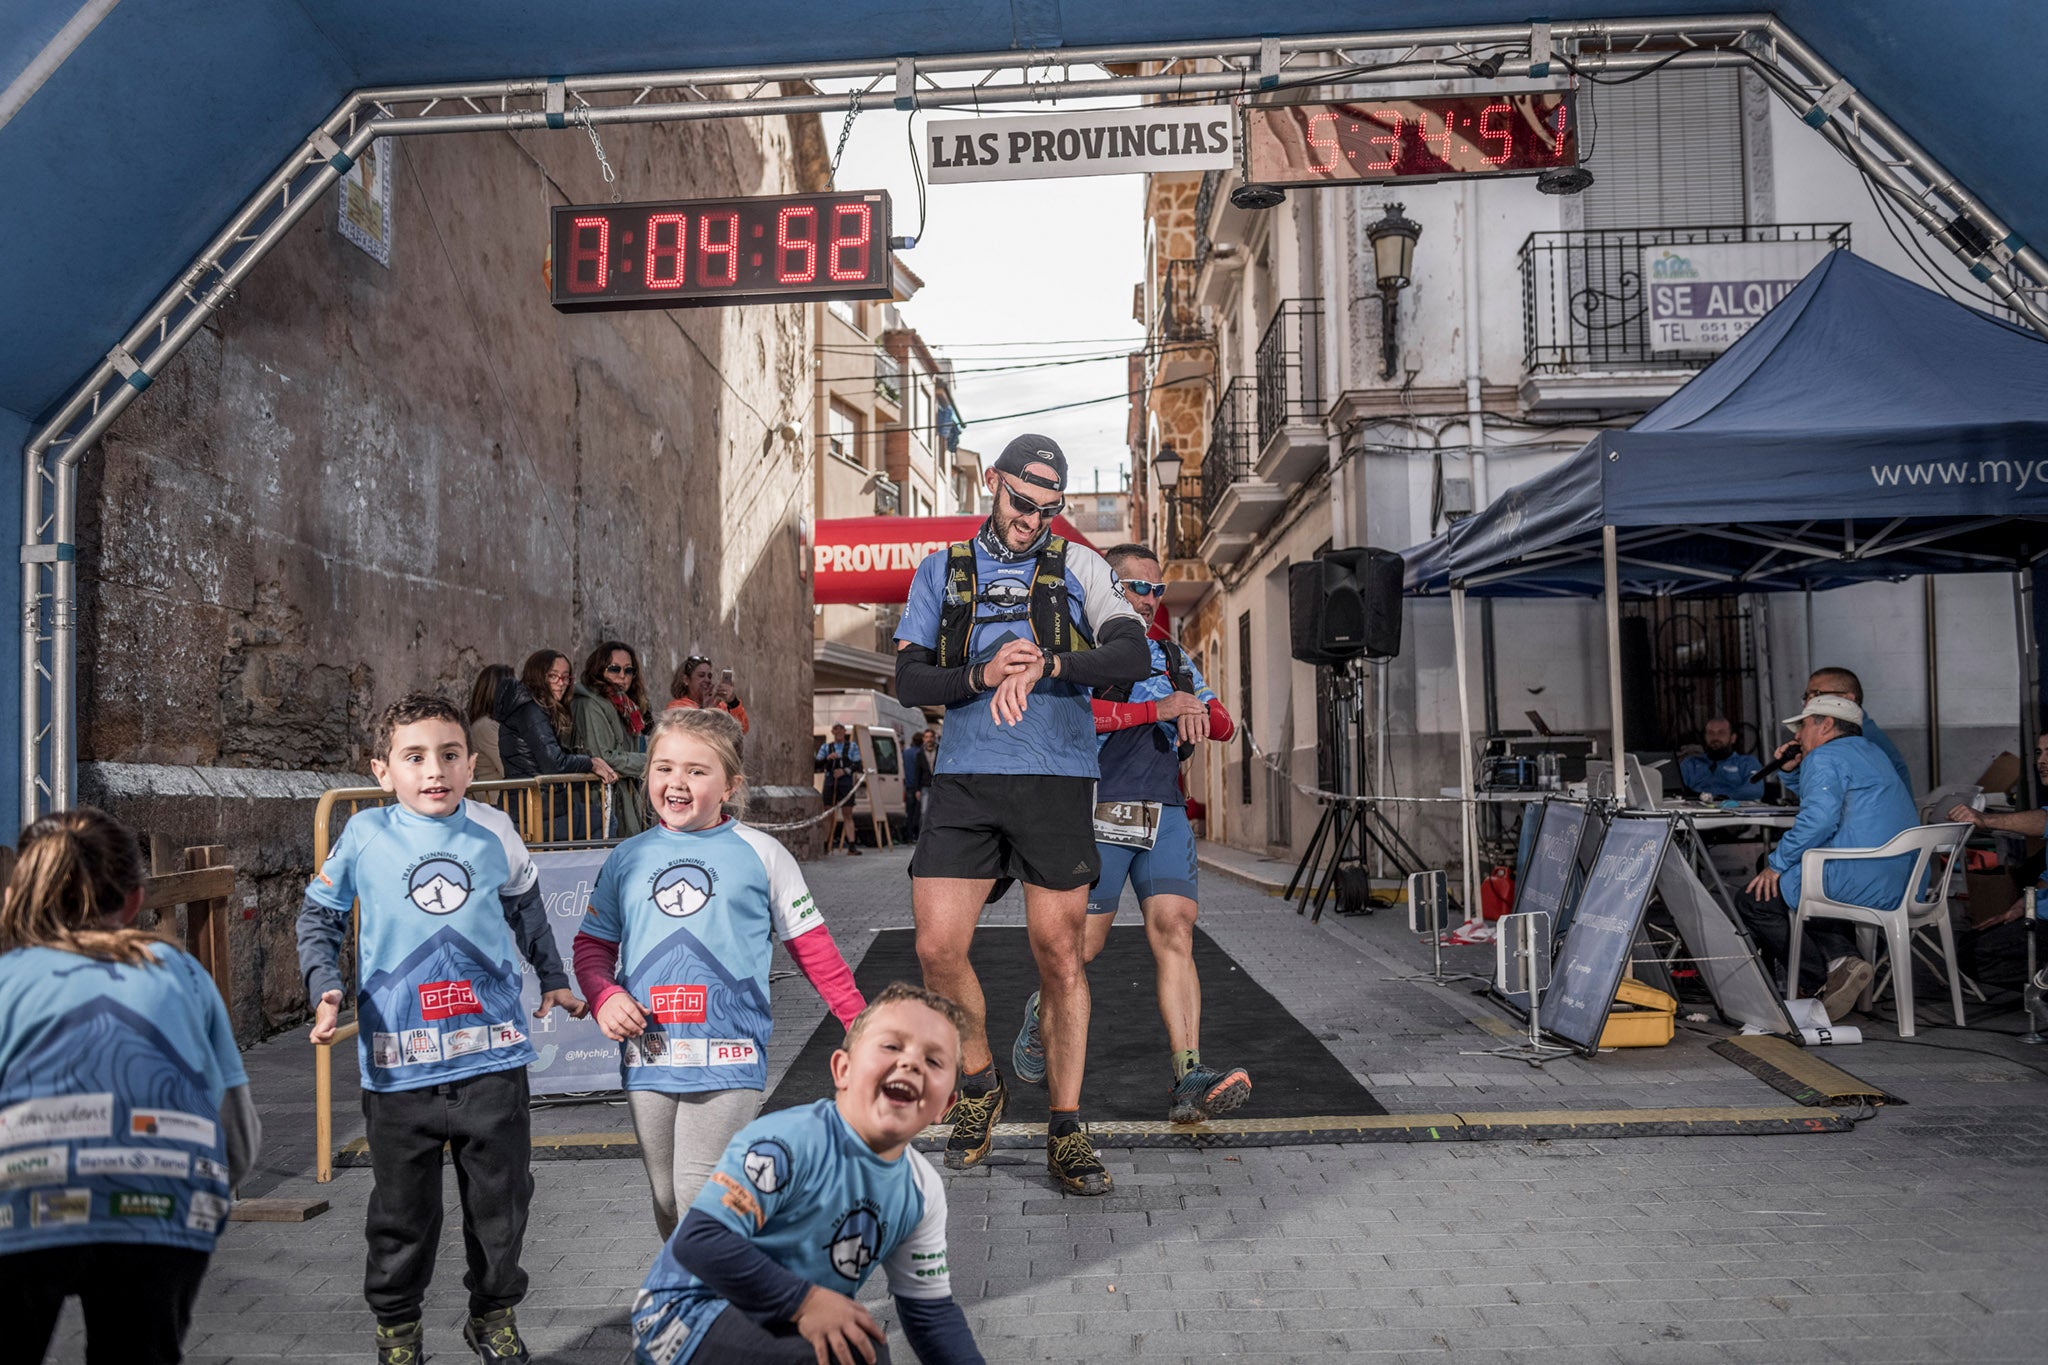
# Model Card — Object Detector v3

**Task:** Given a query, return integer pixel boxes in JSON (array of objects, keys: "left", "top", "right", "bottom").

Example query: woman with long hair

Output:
[
  {"left": 665, "top": 654, "right": 750, "bottom": 734},
  {"left": 467, "top": 663, "right": 513, "bottom": 782},
  {"left": 0, "top": 807, "right": 261, "bottom": 1362},
  {"left": 498, "top": 649, "right": 616, "bottom": 840},
  {"left": 573, "top": 641, "right": 651, "bottom": 837}
]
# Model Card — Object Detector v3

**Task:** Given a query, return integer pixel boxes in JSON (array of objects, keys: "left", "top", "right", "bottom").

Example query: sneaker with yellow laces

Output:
[
  {"left": 1046, "top": 1126, "right": 1112, "bottom": 1195},
  {"left": 941, "top": 1068, "right": 1006, "bottom": 1169},
  {"left": 374, "top": 1321, "right": 423, "bottom": 1365},
  {"left": 463, "top": 1307, "right": 531, "bottom": 1363}
]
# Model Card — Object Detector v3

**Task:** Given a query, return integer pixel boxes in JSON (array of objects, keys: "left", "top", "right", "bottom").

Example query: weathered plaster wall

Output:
[{"left": 76, "top": 113, "right": 826, "bottom": 1037}]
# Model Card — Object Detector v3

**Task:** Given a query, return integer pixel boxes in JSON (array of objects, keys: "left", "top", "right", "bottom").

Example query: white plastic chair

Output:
[{"left": 1785, "top": 822, "right": 1970, "bottom": 1038}]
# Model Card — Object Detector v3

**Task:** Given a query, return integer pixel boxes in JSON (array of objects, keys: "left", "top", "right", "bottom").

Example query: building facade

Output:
[{"left": 1132, "top": 61, "right": 2022, "bottom": 875}]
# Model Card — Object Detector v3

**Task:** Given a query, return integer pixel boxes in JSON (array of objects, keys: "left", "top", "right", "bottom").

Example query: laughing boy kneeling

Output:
[{"left": 631, "top": 982, "right": 985, "bottom": 1365}]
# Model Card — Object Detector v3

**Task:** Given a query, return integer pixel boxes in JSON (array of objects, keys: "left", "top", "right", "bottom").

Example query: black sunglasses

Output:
[
  {"left": 1001, "top": 480, "right": 1063, "bottom": 521},
  {"left": 605, "top": 664, "right": 636, "bottom": 676}
]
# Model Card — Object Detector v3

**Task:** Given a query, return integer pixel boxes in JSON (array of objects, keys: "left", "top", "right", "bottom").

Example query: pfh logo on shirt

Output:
[
  {"left": 406, "top": 855, "right": 474, "bottom": 915},
  {"left": 650, "top": 861, "right": 715, "bottom": 918}
]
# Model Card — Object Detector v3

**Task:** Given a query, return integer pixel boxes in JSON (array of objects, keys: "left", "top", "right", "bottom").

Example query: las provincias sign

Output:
[{"left": 926, "top": 106, "right": 1234, "bottom": 184}]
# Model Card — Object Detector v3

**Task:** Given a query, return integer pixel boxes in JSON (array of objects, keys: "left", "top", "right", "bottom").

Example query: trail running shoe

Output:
[
  {"left": 1046, "top": 1127, "right": 1112, "bottom": 1195},
  {"left": 375, "top": 1321, "right": 423, "bottom": 1365},
  {"left": 1011, "top": 990, "right": 1046, "bottom": 1084},
  {"left": 464, "top": 1307, "right": 531, "bottom": 1363},
  {"left": 1168, "top": 1063, "right": 1253, "bottom": 1124},
  {"left": 942, "top": 1069, "right": 1006, "bottom": 1169}
]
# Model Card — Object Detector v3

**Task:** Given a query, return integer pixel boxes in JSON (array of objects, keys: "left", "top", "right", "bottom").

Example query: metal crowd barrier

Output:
[{"left": 311, "top": 773, "right": 615, "bottom": 1181}]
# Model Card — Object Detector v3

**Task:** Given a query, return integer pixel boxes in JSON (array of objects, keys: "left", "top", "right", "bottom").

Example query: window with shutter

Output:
[{"left": 1582, "top": 68, "right": 1747, "bottom": 229}]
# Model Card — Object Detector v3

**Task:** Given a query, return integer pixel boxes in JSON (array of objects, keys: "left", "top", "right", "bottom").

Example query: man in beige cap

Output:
[{"left": 1740, "top": 694, "right": 1918, "bottom": 1021}]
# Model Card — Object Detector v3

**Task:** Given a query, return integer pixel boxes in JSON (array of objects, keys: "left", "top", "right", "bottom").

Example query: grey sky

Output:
[{"left": 830, "top": 102, "right": 1147, "bottom": 498}]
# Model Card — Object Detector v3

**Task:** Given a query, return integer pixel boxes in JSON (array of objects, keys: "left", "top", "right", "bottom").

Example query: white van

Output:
[{"left": 813, "top": 689, "right": 930, "bottom": 840}]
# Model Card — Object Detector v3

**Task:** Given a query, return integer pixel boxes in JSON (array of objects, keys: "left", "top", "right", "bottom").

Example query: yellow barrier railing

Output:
[{"left": 311, "top": 773, "right": 615, "bottom": 1181}]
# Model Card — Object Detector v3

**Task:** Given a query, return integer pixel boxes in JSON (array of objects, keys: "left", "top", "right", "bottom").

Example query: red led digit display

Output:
[
  {"left": 550, "top": 190, "right": 892, "bottom": 313},
  {"left": 1246, "top": 93, "right": 1576, "bottom": 187}
]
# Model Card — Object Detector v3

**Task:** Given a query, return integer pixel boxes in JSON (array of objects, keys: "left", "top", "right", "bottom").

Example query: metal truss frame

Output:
[{"left": 21, "top": 12, "right": 2048, "bottom": 814}]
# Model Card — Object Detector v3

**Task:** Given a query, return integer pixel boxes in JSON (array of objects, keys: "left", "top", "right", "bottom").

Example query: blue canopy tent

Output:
[{"left": 1401, "top": 251, "right": 2048, "bottom": 905}]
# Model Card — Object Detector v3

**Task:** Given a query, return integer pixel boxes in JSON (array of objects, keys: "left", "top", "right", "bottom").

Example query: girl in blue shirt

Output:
[
  {"left": 575, "top": 708, "right": 865, "bottom": 1237},
  {"left": 0, "top": 807, "right": 259, "bottom": 1365}
]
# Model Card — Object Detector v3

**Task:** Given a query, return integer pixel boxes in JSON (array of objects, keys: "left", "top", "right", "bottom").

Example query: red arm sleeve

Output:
[
  {"left": 785, "top": 924, "right": 865, "bottom": 1028},
  {"left": 1205, "top": 698, "right": 1236, "bottom": 742},
  {"left": 1092, "top": 697, "right": 1159, "bottom": 734},
  {"left": 571, "top": 931, "right": 628, "bottom": 1014}
]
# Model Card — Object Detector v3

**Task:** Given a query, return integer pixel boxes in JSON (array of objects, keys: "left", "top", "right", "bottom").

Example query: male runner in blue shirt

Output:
[{"left": 894, "top": 434, "right": 1150, "bottom": 1194}]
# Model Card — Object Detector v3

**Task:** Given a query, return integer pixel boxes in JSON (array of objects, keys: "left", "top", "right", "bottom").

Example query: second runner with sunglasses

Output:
[{"left": 894, "top": 433, "right": 1152, "bottom": 1195}]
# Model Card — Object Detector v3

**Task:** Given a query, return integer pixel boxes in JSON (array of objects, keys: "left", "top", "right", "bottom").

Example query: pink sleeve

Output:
[
  {"left": 572, "top": 931, "right": 628, "bottom": 1013},
  {"left": 786, "top": 923, "right": 865, "bottom": 1028}
]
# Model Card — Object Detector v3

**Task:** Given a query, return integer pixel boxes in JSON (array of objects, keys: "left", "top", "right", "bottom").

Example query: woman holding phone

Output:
[{"left": 666, "top": 655, "right": 750, "bottom": 733}]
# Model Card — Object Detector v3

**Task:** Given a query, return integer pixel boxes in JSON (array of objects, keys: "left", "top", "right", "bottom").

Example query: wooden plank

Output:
[
  {"left": 229, "top": 1197, "right": 330, "bottom": 1222},
  {"left": 139, "top": 865, "right": 235, "bottom": 912},
  {"left": 183, "top": 846, "right": 232, "bottom": 1004}
]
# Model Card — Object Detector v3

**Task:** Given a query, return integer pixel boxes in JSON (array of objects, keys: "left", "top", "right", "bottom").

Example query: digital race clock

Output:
[
  {"left": 1245, "top": 93, "right": 1577, "bottom": 187},
  {"left": 549, "top": 190, "right": 892, "bottom": 313}
]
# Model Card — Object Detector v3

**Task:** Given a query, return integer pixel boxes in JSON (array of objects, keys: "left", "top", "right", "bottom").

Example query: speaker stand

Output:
[{"left": 1284, "top": 660, "right": 1428, "bottom": 922}]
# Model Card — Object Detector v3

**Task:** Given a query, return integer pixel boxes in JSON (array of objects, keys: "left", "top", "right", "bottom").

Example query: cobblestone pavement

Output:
[{"left": 44, "top": 844, "right": 2048, "bottom": 1363}]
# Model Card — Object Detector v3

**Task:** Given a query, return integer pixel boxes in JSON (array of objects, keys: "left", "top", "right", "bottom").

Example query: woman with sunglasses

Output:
[{"left": 573, "top": 641, "right": 651, "bottom": 836}]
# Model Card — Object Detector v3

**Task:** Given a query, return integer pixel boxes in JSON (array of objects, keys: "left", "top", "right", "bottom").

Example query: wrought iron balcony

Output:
[
  {"left": 1198, "top": 379, "right": 1257, "bottom": 525},
  {"left": 1520, "top": 223, "right": 1851, "bottom": 373},
  {"left": 1159, "top": 487, "right": 1205, "bottom": 562},
  {"left": 1254, "top": 298, "right": 1325, "bottom": 483},
  {"left": 1255, "top": 299, "right": 1324, "bottom": 451},
  {"left": 1155, "top": 258, "right": 1209, "bottom": 343}
]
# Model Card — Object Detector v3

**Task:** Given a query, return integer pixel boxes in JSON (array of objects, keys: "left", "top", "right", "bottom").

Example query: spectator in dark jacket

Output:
[
  {"left": 903, "top": 728, "right": 932, "bottom": 842},
  {"left": 499, "top": 650, "right": 615, "bottom": 840}
]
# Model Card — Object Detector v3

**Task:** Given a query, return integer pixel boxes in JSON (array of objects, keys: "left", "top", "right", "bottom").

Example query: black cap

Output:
[{"left": 991, "top": 433, "right": 1068, "bottom": 493}]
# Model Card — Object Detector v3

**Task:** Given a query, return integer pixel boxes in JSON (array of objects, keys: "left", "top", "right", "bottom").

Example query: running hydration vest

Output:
[{"left": 933, "top": 536, "right": 1093, "bottom": 668}]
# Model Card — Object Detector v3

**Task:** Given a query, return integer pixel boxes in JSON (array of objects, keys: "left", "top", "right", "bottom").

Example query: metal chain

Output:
[
  {"left": 573, "top": 107, "right": 622, "bottom": 202},
  {"left": 829, "top": 91, "right": 863, "bottom": 187}
]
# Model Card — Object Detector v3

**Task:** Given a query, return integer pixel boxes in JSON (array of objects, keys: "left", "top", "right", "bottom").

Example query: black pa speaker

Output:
[{"left": 1288, "top": 547, "right": 1404, "bottom": 665}]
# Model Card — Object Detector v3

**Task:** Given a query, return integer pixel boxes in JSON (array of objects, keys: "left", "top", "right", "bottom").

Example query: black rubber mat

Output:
[{"left": 762, "top": 925, "right": 1385, "bottom": 1122}]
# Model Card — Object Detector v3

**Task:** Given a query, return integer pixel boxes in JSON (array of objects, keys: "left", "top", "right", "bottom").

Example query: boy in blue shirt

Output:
[
  {"left": 298, "top": 693, "right": 586, "bottom": 1365},
  {"left": 632, "top": 982, "right": 985, "bottom": 1364}
]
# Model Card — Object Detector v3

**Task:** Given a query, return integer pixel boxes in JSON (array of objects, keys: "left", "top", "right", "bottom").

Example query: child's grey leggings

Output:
[{"left": 626, "top": 1087, "right": 764, "bottom": 1239}]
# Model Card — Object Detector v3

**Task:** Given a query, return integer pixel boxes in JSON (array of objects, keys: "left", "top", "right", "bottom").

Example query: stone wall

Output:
[{"left": 75, "top": 111, "right": 828, "bottom": 1040}]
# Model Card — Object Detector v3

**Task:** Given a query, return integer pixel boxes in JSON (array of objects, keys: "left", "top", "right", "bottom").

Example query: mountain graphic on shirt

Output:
[
  {"left": 624, "top": 923, "right": 773, "bottom": 1046},
  {"left": 652, "top": 864, "right": 713, "bottom": 918},
  {"left": 0, "top": 997, "right": 217, "bottom": 1149},
  {"left": 359, "top": 926, "right": 523, "bottom": 1042}
]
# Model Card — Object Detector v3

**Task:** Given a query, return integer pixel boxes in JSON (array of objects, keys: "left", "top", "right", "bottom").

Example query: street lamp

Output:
[
  {"left": 1152, "top": 444, "right": 1185, "bottom": 554},
  {"left": 1365, "top": 202, "right": 1422, "bottom": 380}
]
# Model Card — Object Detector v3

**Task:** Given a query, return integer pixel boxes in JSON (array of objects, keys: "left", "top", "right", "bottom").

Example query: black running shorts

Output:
[{"left": 910, "top": 773, "right": 1100, "bottom": 891}]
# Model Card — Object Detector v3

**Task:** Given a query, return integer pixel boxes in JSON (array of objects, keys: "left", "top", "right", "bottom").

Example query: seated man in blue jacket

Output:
[
  {"left": 1680, "top": 717, "right": 1763, "bottom": 800},
  {"left": 1740, "top": 694, "right": 1917, "bottom": 1022}
]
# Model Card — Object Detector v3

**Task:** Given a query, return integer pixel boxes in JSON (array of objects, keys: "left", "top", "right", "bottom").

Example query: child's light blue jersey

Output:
[
  {"left": 0, "top": 943, "right": 246, "bottom": 1254},
  {"left": 582, "top": 820, "right": 825, "bottom": 1094},
  {"left": 632, "top": 1098, "right": 951, "bottom": 1364},
  {"left": 305, "top": 800, "right": 539, "bottom": 1092}
]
